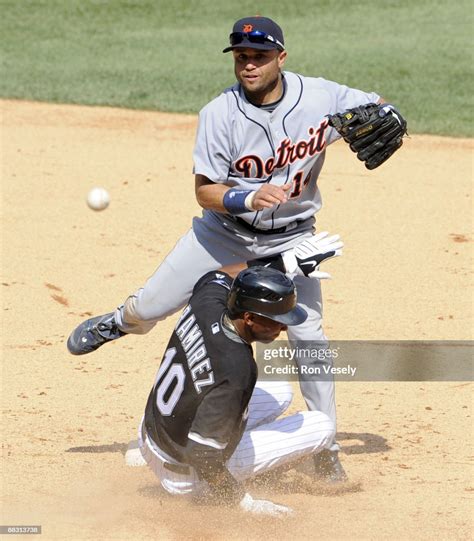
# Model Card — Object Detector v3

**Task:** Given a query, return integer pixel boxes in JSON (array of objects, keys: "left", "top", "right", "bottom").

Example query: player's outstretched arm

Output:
[{"left": 327, "top": 101, "right": 407, "bottom": 170}]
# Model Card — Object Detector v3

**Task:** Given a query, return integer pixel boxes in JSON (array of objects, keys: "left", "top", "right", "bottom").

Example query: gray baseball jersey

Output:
[
  {"left": 113, "top": 71, "right": 381, "bottom": 449},
  {"left": 193, "top": 71, "right": 380, "bottom": 230}
]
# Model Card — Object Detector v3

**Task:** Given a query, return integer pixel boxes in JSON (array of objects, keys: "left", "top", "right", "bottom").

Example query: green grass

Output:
[{"left": 1, "top": 0, "right": 473, "bottom": 136}]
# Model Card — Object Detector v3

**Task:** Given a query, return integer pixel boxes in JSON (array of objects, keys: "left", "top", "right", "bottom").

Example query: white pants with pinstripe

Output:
[
  {"left": 139, "top": 381, "right": 335, "bottom": 496},
  {"left": 117, "top": 211, "right": 339, "bottom": 446}
]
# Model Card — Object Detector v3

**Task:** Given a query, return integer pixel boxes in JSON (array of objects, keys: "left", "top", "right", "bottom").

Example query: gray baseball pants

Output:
[{"left": 115, "top": 211, "right": 338, "bottom": 448}]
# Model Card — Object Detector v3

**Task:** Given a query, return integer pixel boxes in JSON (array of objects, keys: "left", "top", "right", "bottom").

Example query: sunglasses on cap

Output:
[{"left": 229, "top": 30, "right": 285, "bottom": 50}]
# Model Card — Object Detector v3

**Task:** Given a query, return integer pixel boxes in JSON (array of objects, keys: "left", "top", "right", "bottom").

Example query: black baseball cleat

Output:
[
  {"left": 67, "top": 312, "right": 126, "bottom": 355},
  {"left": 313, "top": 450, "right": 348, "bottom": 483}
]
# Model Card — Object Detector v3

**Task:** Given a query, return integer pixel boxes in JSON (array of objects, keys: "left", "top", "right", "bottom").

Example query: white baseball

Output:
[{"left": 86, "top": 187, "right": 110, "bottom": 211}]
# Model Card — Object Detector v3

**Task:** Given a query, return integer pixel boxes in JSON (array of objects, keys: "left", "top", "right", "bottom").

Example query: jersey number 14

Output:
[{"left": 290, "top": 170, "right": 312, "bottom": 199}]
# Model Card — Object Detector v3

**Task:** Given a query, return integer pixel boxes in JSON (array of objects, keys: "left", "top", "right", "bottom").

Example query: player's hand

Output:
[
  {"left": 239, "top": 493, "right": 293, "bottom": 516},
  {"left": 250, "top": 184, "right": 291, "bottom": 210},
  {"left": 282, "top": 232, "right": 344, "bottom": 279}
]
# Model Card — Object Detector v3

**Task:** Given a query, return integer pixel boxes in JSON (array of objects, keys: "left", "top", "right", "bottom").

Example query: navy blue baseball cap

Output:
[{"left": 223, "top": 16, "right": 285, "bottom": 53}]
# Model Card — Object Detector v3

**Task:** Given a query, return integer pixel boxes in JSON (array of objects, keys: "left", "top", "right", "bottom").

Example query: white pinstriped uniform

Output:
[{"left": 139, "top": 381, "right": 335, "bottom": 495}]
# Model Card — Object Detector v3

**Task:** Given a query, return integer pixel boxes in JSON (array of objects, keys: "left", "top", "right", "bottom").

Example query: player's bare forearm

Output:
[
  {"left": 195, "top": 174, "right": 291, "bottom": 213},
  {"left": 195, "top": 174, "right": 229, "bottom": 212}
]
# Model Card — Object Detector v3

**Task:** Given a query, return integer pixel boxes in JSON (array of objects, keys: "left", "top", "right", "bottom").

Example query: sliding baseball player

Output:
[{"left": 136, "top": 265, "right": 335, "bottom": 516}]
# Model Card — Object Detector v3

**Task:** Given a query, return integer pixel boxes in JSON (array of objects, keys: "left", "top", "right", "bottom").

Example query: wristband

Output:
[
  {"left": 223, "top": 189, "right": 255, "bottom": 215},
  {"left": 244, "top": 190, "right": 256, "bottom": 210}
]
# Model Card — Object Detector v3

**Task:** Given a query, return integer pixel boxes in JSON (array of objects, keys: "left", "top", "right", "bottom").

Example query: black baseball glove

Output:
[{"left": 327, "top": 103, "right": 407, "bottom": 170}]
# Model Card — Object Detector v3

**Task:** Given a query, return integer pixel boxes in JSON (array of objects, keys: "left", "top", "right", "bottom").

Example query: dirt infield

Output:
[{"left": 2, "top": 99, "right": 472, "bottom": 540}]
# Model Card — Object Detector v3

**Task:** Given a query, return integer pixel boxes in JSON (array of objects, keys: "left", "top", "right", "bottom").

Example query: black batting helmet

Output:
[{"left": 227, "top": 267, "right": 307, "bottom": 325}]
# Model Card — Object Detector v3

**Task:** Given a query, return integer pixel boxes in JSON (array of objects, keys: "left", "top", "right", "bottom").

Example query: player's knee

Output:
[
  {"left": 279, "top": 381, "right": 294, "bottom": 412},
  {"left": 267, "top": 381, "right": 293, "bottom": 413},
  {"left": 305, "top": 410, "right": 336, "bottom": 446},
  {"left": 251, "top": 381, "right": 293, "bottom": 417}
]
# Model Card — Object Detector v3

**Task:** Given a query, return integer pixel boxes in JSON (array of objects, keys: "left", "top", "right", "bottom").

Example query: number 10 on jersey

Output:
[{"left": 154, "top": 348, "right": 185, "bottom": 416}]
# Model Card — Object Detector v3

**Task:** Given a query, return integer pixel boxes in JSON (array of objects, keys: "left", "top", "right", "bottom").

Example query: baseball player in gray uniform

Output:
[{"left": 68, "top": 15, "right": 392, "bottom": 482}]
